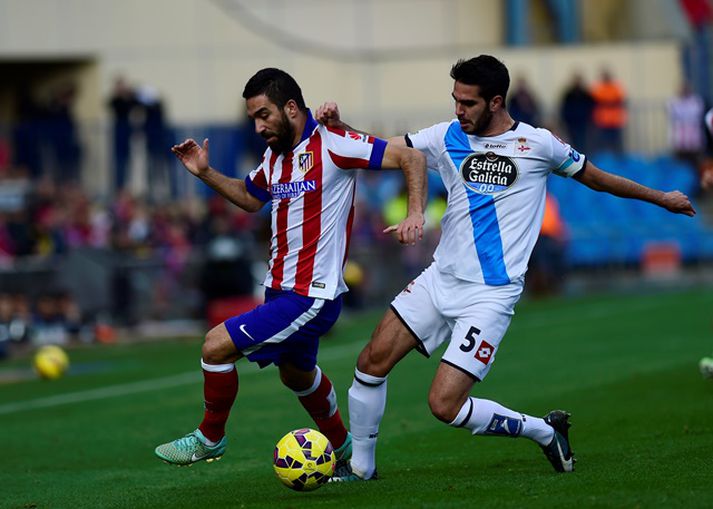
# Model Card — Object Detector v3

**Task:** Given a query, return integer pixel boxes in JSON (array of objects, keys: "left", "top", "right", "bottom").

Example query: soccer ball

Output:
[
  {"left": 33, "top": 345, "right": 70, "bottom": 380},
  {"left": 273, "top": 428, "right": 335, "bottom": 491}
]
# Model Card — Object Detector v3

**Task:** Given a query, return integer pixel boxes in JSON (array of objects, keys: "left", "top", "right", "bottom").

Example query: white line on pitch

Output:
[{"left": 0, "top": 340, "right": 364, "bottom": 416}]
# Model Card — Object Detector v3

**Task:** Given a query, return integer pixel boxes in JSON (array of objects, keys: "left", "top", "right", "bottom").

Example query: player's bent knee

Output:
[
  {"left": 428, "top": 394, "right": 460, "bottom": 424},
  {"left": 278, "top": 364, "right": 314, "bottom": 391},
  {"left": 356, "top": 342, "right": 393, "bottom": 377},
  {"left": 201, "top": 326, "right": 235, "bottom": 364}
]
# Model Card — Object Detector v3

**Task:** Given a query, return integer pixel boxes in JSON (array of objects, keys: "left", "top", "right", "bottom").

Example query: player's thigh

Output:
[
  {"left": 203, "top": 322, "right": 242, "bottom": 364},
  {"left": 386, "top": 264, "right": 451, "bottom": 360},
  {"left": 441, "top": 281, "right": 522, "bottom": 381},
  {"left": 357, "top": 308, "right": 421, "bottom": 376},
  {"left": 428, "top": 361, "right": 477, "bottom": 422}
]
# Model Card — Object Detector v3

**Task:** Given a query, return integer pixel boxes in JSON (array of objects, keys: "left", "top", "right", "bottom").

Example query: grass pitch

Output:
[{"left": 1, "top": 288, "right": 712, "bottom": 508}]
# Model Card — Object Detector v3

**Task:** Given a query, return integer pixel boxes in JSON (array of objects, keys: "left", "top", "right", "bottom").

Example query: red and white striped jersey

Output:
[{"left": 245, "top": 112, "right": 386, "bottom": 300}]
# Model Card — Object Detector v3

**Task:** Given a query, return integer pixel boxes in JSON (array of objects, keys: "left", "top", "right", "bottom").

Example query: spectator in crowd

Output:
[
  {"left": 591, "top": 68, "right": 627, "bottom": 153},
  {"left": 668, "top": 82, "right": 706, "bottom": 168},
  {"left": 560, "top": 72, "right": 594, "bottom": 153},
  {"left": 0, "top": 293, "right": 31, "bottom": 358},
  {"left": 200, "top": 213, "right": 255, "bottom": 302},
  {"left": 46, "top": 83, "right": 82, "bottom": 184},
  {"left": 108, "top": 76, "right": 138, "bottom": 194},
  {"left": 12, "top": 85, "right": 43, "bottom": 179},
  {"left": 32, "top": 292, "right": 65, "bottom": 345},
  {"left": 137, "top": 85, "right": 174, "bottom": 203},
  {"left": 0, "top": 293, "right": 15, "bottom": 358},
  {"left": 701, "top": 108, "right": 713, "bottom": 190},
  {"left": 527, "top": 193, "right": 568, "bottom": 297},
  {"left": 29, "top": 290, "right": 82, "bottom": 346},
  {"left": 5, "top": 208, "right": 34, "bottom": 257},
  {"left": 508, "top": 76, "right": 541, "bottom": 126},
  {"left": 0, "top": 213, "right": 14, "bottom": 264}
]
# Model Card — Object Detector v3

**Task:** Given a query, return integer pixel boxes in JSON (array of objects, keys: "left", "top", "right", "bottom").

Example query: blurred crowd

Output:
[
  {"left": 512, "top": 68, "right": 712, "bottom": 172},
  {"left": 0, "top": 179, "right": 264, "bottom": 357}
]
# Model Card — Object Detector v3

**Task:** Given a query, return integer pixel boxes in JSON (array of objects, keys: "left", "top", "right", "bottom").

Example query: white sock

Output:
[
  {"left": 449, "top": 397, "right": 554, "bottom": 446},
  {"left": 348, "top": 368, "right": 387, "bottom": 479}
]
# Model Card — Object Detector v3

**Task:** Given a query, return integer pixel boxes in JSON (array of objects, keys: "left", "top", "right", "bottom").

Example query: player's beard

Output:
[
  {"left": 471, "top": 108, "right": 493, "bottom": 136},
  {"left": 263, "top": 111, "right": 295, "bottom": 153}
]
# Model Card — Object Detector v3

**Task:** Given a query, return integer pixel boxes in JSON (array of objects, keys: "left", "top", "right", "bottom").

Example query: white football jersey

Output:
[
  {"left": 245, "top": 113, "right": 386, "bottom": 300},
  {"left": 407, "top": 120, "right": 585, "bottom": 285}
]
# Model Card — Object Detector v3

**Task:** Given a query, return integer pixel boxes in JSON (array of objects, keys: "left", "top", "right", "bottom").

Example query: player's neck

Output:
[
  {"left": 479, "top": 112, "right": 516, "bottom": 137},
  {"left": 290, "top": 114, "right": 307, "bottom": 149}
]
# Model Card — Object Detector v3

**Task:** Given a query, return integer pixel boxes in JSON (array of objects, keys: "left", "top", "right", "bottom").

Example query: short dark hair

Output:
[
  {"left": 242, "top": 68, "right": 306, "bottom": 111},
  {"left": 450, "top": 55, "right": 510, "bottom": 103}
]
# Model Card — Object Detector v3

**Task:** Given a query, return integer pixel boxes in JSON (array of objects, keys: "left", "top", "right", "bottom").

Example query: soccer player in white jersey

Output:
[
  {"left": 154, "top": 68, "right": 427, "bottom": 468},
  {"left": 317, "top": 55, "right": 695, "bottom": 480}
]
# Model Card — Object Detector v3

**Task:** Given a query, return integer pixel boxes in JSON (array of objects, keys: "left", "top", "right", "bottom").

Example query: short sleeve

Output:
[
  {"left": 405, "top": 122, "right": 450, "bottom": 170},
  {"left": 245, "top": 156, "right": 271, "bottom": 202},
  {"left": 548, "top": 130, "right": 586, "bottom": 178},
  {"left": 324, "top": 127, "right": 387, "bottom": 170}
]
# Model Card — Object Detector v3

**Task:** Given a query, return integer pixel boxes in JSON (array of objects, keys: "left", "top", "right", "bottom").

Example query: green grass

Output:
[{"left": 1, "top": 288, "right": 712, "bottom": 509}]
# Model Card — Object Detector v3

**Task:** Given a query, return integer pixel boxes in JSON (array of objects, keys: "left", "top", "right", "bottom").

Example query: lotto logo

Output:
[{"left": 475, "top": 340, "right": 494, "bottom": 364}]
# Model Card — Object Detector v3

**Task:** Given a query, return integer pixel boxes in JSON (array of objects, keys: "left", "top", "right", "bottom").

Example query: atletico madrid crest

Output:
[{"left": 298, "top": 151, "right": 313, "bottom": 173}]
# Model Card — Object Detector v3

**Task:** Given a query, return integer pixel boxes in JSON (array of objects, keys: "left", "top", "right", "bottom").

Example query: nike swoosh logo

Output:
[
  {"left": 191, "top": 452, "right": 208, "bottom": 462},
  {"left": 239, "top": 324, "right": 256, "bottom": 342}
]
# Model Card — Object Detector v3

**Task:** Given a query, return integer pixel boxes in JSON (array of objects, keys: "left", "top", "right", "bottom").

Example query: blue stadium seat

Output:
[{"left": 550, "top": 153, "right": 713, "bottom": 266}]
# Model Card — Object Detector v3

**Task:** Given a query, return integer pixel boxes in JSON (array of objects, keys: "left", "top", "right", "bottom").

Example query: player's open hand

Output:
[
  {"left": 384, "top": 212, "right": 425, "bottom": 245},
  {"left": 171, "top": 138, "right": 210, "bottom": 177},
  {"left": 315, "top": 102, "right": 343, "bottom": 127},
  {"left": 661, "top": 190, "right": 695, "bottom": 216}
]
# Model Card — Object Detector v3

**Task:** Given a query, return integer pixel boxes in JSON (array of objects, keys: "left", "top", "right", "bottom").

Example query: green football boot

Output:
[
  {"left": 328, "top": 460, "right": 378, "bottom": 482},
  {"left": 333, "top": 432, "right": 352, "bottom": 461},
  {"left": 155, "top": 429, "right": 227, "bottom": 466}
]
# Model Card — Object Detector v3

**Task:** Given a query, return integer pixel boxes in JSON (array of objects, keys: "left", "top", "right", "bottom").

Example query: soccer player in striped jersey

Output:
[
  {"left": 317, "top": 55, "right": 695, "bottom": 481},
  {"left": 155, "top": 68, "right": 427, "bottom": 466}
]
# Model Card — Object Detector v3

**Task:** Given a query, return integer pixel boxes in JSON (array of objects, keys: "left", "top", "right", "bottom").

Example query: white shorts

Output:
[{"left": 391, "top": 262, "right": 523, "bottom": 381}]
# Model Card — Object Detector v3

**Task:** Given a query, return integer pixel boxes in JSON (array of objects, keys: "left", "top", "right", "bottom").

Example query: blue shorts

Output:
[{"left": 225, "top": 288, "right": 342, "bottom": 371}]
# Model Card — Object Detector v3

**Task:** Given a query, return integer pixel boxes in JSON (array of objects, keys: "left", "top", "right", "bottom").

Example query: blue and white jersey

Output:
[{"left": 407, "top": 120, "right": 585, "bottom": 286}]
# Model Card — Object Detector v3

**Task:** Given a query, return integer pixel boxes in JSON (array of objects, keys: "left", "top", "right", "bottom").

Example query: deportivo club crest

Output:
[
  {"left": 298, "top": 151, "right": 313, "bottom": 173},
  {"left": 460, "top": 151, "right": 519, "bottom": 195}
]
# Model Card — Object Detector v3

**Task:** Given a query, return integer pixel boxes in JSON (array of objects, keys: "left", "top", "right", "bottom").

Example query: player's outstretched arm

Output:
[
  {"left": 171, "top": 138, "right": 264, "bottom": 213},
  {"left": 574, "top": 160, "right": 696, "bottom": 216},
  {"left": 380, "top": 143, "right": 427, "bottom": 245},
  {"left": 315, "top": 102, "right": 406, "bottom": 146}
]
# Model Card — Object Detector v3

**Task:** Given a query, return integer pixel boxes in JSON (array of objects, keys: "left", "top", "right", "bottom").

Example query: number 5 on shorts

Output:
[{"left": 459, "top": 326, "right": 481, "bottom": 352}]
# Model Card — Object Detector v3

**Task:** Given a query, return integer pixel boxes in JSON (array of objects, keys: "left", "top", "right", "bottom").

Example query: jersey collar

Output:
[{"left": 298, "top": 109, "right": 318, "bottom": 145}]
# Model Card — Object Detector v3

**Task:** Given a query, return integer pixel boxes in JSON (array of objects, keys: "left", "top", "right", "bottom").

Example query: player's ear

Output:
[
  {"left": 285, "top": 99, "right": 299, "bottom": 119},
  {"left": 490, "top": 95, "right": 504, "bottom": 112}
]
